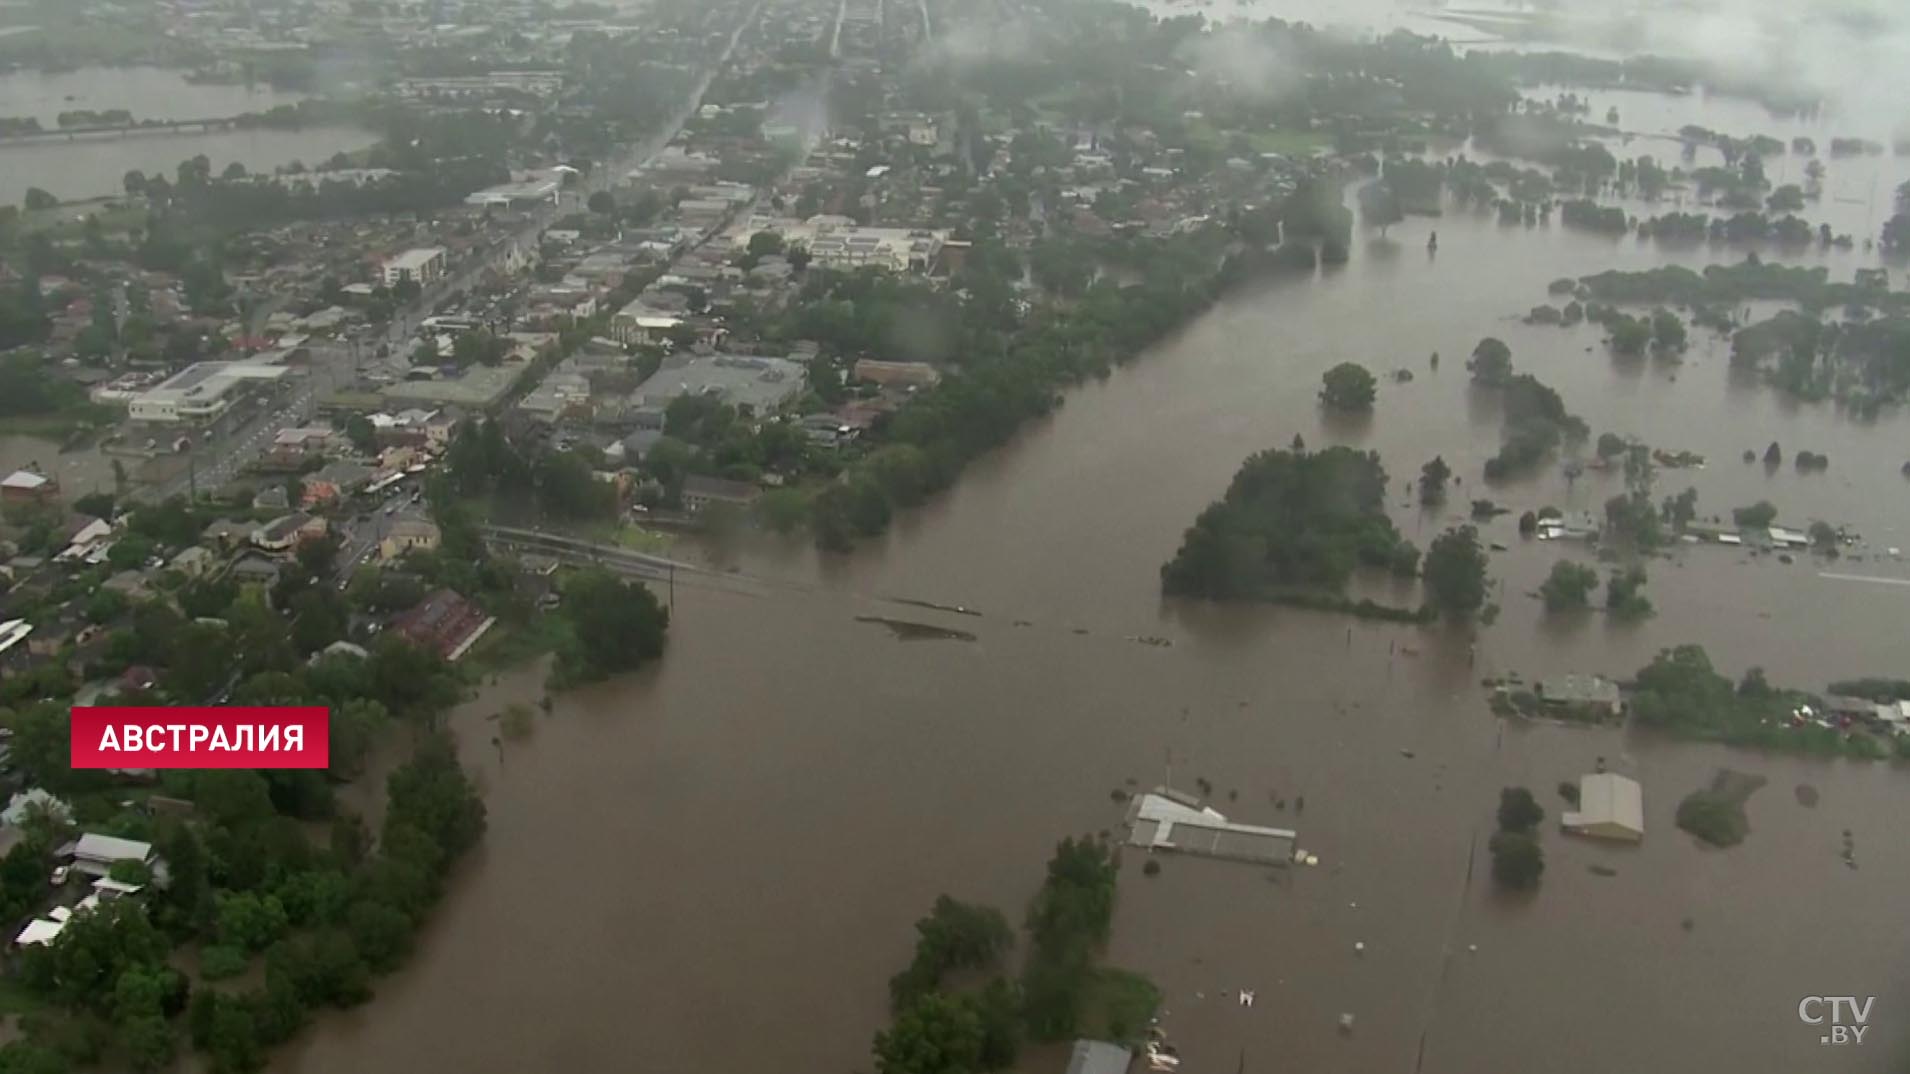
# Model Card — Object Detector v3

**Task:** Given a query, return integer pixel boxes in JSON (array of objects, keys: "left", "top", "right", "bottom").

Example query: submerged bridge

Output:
[
  {"left": 476, "top": 524, "right": 718, "bottom": 587},
  {"left": 0, "top": 117, "right": 249, "bottom": 144}
]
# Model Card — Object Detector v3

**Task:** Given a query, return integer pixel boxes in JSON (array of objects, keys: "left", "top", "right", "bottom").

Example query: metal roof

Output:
[
  {"left": 1562, "top": 773, "right": 1644, "bottom": 839},
  {"left": 1065, "top": 1040, "right": 1133, "bottom": 1074}
]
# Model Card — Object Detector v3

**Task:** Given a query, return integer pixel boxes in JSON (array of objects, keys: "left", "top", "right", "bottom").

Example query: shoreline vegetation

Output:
[
  {"left": 1494, "top": 645, "right": 1910, "bottom": 762},
  {"left": 873, "top": 837, "right": 1157, "bottom": 1074},
  {"left": 1157, "top": 445, "right": 1492, "bottom": 624},
  {"left": 1525, "top": 256, "right": 1910, "bottom": 413}
]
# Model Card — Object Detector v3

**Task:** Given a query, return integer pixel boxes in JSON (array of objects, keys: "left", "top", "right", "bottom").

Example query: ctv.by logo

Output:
[{"left": 1798, "top": 996, "right": 1874, "bottom": 1045}]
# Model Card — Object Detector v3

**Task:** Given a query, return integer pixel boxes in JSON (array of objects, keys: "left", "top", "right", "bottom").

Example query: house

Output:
[
  {"left": 1, "top": 788, "right": 73, "bottom": 827},
  {"left": 57, "top": 518, "right": 115, "bottom": 562},
  {"left": 102, "top": 569, "right": 155, "bottom": 601},
  {"left": 380, "top": 518, "right": 442, "bottom": 560},
  {"left": 0, "top": 618, "right": 34, "bottom": 664},
  {"left": 390, "top": 589, "right": 496, "bottom": 662},
  {"left": 228, "top": 553, "right": 285, "bottom": 588},
  {"left": 0, "top": 470, "right": 57, "bottom": 504},
  {"left": 253, "top": 513, "right": 327, "bottom": 553},
  {"left": 681, "top": 475, "right": 760, "bottom": 514},
  {"left": 169, "top": 545, "right": 216, "bottom": 578},
  {"left": 301, "top": 461, "right": 374, "bottom": 506},
  {"left": 201, "top": 518, "right": 256, "bottom": 548},
  {"left": 1537, "top": 674, "right": 1623, "bottom": 719},
  {"left": 1561, "top": 773, "right": 1645, "bottom": 842},
  {"left": 62, "top": 833, "right": 156, "bottom": 878},
  {"left": 1065, "top": 1040, "right": 1133, "bottom": 1074}
]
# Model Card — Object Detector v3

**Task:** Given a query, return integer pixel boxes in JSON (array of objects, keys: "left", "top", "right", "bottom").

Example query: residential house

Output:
[
  {"left": 201, "top": 518, "right": 257, "bottom": 549},
  {"left": 1537, "top": 674, "right": 1623, "bottom": 719},
  {"left": 0, "top": 470, "right": 57, "bottom": 504},
  {"left": 681, "top": 475, "right": 761, "bottom": 514},
  {"left": 169, "top": 545, "right": 217, "bottom": 579}
]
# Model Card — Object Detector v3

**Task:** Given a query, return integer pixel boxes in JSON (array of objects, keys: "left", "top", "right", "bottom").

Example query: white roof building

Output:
[
  {"left": 1562, "top": 773, "right": 1645, "bottom": 842},
  {"left": 1, "top": 471, "right": 51, "bottom": 493},
  {"left": 127, "top": 360, "right": 290, "bottom": 424},
  {"left": 67, "top": 833, "right": 155, "bottom": 875}
]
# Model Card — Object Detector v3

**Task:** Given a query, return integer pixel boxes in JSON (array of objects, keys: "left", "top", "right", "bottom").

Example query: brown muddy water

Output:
[{"left": 284, "top": 166, "right": 1910, "bottom": 1074}]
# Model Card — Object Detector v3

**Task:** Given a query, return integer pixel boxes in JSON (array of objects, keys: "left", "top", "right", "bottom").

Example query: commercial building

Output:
[
  {"left": 382, "top": 247, "right": 448, "bottom": 287},
  {"left": 737, "top": 215, "right": 949, "bottom": 273},
  {"left": 391, "top": 589, "right": 495, "bottom": 662},
  {"left": 1562, "top": 773, "right": 1645, "bottom": 842},
  {"left": 464, "top": 176, "right": 563, "bottom": 208},
  {"left": 380, "top": 518, "right": 442, "bottom": 561},
  {"left": 127, "top": 361, "right": 290, "bottom": 424},
  {"left": 611, "top": 298, "right": 684, "bottom": 346},
  {"left": 627, "top": 353, "right": 805, "bottom": 419}
]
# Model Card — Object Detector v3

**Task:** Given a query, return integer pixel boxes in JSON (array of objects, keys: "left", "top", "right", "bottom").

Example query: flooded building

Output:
[
  {"left": 1065, "top": 1040, "right": 1133, "bottom": 1074},
  {"left": 1562, "top": 773, "right": 1645, "bottom": 842},
  {"left": 1125, "top": 788, "right": 1296, "bottom": 866}
]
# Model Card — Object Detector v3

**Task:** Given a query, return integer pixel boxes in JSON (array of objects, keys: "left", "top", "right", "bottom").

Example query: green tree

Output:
[
  {"left": 1418, "top": 456, "right": 1451, "bottom": 504},
  {"left": 1468, "top": 337, "right": 1513, "bottom": 385},
  {"left": 889, "top": 896, "right": 1013, "bottom": 1011},
  {"left": 873, "top": 992, "right": 985, "bottom": 1074},
  {"left": 1605, "top": 567, "right": 1653, "bottom": 619},
  {"left": 343, "top": 414, "right": 377, "bottom": 454},
  {"left": 587, "top": 190, "right": 615, "bottom": 215},
  {"left": 1423, "top": 525, "right": 1488, "bottom": 618},
  {"left": 1732, "top": 501, "right": 1778, "bottom": 528},
  {"left": 1660, "top": 487, "right": 1698, "bottom": 533},
  {"left": 23, "top": 188, "right": 56, "bottom": 212},
  {"left": 556, "top": 569, "right": 669, "bottom": 681},
  {"left": 1318, "top": 362, "right": 1377, "bottom": 411},
  {"left": 1497, "top": 786, "right": 1544, "bottom": 832},
  {"left": 1539, "top": 560, "right": 1598, "bottom": 611},
  {"left": 1488, "top": 830, "right": 1544, "bottom": 889}
]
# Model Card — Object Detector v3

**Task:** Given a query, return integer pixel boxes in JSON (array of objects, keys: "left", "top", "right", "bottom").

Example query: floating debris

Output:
[
  {"left": 1399, "top": 749, "right": 1416, "bottom": 759},
  {"left": 1338, "top": 1013, "right": 1356, "bottom": 1034},
  {"left": 1353, "top": 941, "right": 1365, "bottom": 955},
  {"left": 853, "top": 616, "right": 978, "bottom": 642},
  {"left": 1127, "top": 635, "right": 1173, "bottom": 648},
  {"left": 1588, "top": 864, "right": 1618, "bottom": 878},
  {"left": 1794, "top": 784, "right": 1819, "bottom": 808},
  {"left": 886, "top": 597, "right": 981, "bottom": 617}
]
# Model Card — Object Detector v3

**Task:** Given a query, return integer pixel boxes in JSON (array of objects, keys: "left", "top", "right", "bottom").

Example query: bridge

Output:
[
  {"left": 0, "top": 117, "right": 247, "bottom": 144},
  {"left": 477, "top": 524, "right": 733, "bottom": 589}
]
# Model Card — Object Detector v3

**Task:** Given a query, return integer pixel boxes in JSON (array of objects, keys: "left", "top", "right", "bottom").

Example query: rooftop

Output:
[
  {"left": 1126, "top": 788, "right": 1296, "bottom": 866},
  {"left": 1562, "top": 772, "right": 1645, "bottom": 841},
  {"left": 628, "top": 353, "right": 804, "bottom": 416}
]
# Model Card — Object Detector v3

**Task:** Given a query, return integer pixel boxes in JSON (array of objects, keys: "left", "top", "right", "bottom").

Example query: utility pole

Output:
[{"left": 668, "top": 561, "right": 676, "bottom": 614}]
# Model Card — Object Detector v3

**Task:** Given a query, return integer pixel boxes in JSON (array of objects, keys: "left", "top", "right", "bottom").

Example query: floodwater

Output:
[
  {"left": 0, "top": 67, "right": 373, "bottom": 205},
  {"left": 282, "top": 90, "right": 1910, "bottom": 1074}
]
